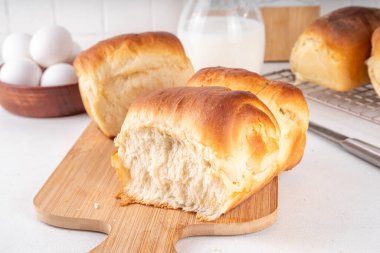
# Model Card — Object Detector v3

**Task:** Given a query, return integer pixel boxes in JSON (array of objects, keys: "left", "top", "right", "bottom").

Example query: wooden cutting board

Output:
[{"left": 33, "top": 122, "right": 278, "bottom": 252}]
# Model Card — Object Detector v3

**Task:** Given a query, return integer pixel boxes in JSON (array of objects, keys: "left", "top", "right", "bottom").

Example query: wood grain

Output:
[
  {"left": 34, "top": 122, "right": 278, "bottom": 252},
  {"left": 261, "top": 6, "right": 320, "bottom": 61},
  {"left": 0, "top": 80, "right": 85, "bottom": 118}
]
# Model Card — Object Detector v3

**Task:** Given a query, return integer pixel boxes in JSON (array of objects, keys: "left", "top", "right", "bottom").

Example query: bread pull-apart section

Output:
[
  {"left": 187, "top": 67, "right": 309, "bottom": 172},
  {"left": 74, "top": 32, "right": 194, "bottom": 137},
  {"left": 113, "top": 86, "right": 280, "bottom": 221}
]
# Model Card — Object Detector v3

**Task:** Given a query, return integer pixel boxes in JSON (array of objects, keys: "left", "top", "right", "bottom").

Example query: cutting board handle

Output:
[{"left": 90, "top": 230, "right": 177, "bottom": 253}]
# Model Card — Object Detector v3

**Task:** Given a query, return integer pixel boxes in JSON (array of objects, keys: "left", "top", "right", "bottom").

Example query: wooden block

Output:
[
  {"left": 261, "top": 6, "right": 320, "bottom": 61},
  {"left": 34, "top": 122, "right": 278, "bottom": 252}
]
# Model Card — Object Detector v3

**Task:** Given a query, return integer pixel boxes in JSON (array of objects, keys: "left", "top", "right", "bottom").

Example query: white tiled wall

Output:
[
  {"left": 0, "top": 0, "right": 186, "bottom": 51},
  {"left": 0, "top": 0, "right": 379, "bottom": 52},
  {"left": 103, "top": 0, "right": 151, "bottom": 37}
]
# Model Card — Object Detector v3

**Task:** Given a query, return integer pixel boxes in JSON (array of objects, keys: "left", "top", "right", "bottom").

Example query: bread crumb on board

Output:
[{"left": 94, "top": 202, "right": 101, "bottom": 209}]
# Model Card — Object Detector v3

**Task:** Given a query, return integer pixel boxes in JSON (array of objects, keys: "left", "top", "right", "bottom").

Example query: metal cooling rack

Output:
[{"left": 263, "top": 69, "right": 380, "bottom": 125}]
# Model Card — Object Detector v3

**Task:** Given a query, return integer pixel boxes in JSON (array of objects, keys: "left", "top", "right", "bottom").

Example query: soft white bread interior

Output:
[
  {"left": 74, "top": 32, "right": 194, "bottom": 137},
  {"left": 290, "top": 7, "right": 380, "bottom": 91},
  {"left": 187, "top": 67, "right": 309, "bottom": 172},
  {"left": 113, "top": 86, "right": 280, "bottom": 221},
  {"left": 367, "top": 27, "right": 380, "bottom": 97}
]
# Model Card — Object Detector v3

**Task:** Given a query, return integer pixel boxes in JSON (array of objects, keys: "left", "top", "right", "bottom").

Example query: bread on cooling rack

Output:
[
  {"left": 367, "top": 26, "right": 380, "bottom": 97},
  {"left": 74, "top": 32, "right": 194, "bottom": 137},
  {"left": 290, "top": 7, "right": 380, "bottom": 91}
]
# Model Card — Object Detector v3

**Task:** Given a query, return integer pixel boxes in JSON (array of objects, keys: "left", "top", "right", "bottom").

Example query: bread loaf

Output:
[
  {"left": 187, "top": 67, "right": 309, "bottom": 172},
  {"left": 290, "top": 7, "right": 380, "bottom": 91},
  {"left": 74, "top": 32, "right": 194, "bottom": 137},
  {"left": 367, "top": 27, "right": 380, "bottom": 96},
  {"left": 113, "top": 86, "right": 280, "bottom": 221}
]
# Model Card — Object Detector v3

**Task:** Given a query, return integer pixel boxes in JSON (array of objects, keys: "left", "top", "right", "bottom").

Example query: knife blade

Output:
[{"left": 308, "top": 122, "right": 380, "bottom": 168}]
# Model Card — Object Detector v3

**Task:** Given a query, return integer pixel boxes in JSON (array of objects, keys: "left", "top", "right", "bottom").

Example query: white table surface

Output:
[{"left": 1, "top": 63, "right": 379, "bottom": 253}]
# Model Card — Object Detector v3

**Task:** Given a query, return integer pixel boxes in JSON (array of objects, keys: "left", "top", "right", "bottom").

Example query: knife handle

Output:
[{"left": 340, "top": 138, "right": 380, "bottom": 168}]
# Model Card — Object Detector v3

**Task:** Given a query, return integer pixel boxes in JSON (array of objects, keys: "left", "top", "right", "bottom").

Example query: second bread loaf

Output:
[{"left": 74, "top": 32, "right": 194, "bottom": 137}]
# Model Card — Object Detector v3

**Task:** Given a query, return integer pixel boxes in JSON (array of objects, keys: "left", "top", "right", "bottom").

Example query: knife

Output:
[{"left": 308, "top": 122, "right": 380, "bottom": 168}]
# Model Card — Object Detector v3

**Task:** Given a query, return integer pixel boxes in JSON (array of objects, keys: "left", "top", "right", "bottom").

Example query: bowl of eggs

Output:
[{"left": 0, "top": 25, "right": 85, "bottom": 117}]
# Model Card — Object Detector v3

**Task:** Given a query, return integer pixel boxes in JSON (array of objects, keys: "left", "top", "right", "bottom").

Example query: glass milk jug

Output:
[{"left": 177, "top": 0, "right": 265, "bottom": 73}]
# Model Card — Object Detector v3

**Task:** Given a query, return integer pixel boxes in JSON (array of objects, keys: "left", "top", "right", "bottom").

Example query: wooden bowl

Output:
[{"left": 0, "top": 80, "right": 85, "bottom": 118}]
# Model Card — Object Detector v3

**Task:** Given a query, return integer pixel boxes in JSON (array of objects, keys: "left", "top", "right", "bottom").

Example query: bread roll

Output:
[
  {"left": 367, "top": 27, "right": 380, "bottom": 96},
  {"left": 187, "top": 67, "right": 309, "bottom": 172},
  {"left": 290, "top": 7, "right": 380, "bottom": 91},
  {"left": 74, "top": 32, "right": 194, "bottom": 137},
  {"left": 113, "top": 86, "right": 280, "bottom": 221}
]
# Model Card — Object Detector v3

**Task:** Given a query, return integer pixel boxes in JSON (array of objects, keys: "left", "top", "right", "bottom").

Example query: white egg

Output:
[
  {"left": 1, "top": 32, "right": 32, "bottom": 62},
  {"left": 30, "top": 25, "right": 73, "bottom": 67},
  {"left": 40, "top": 63, "right": 77, "bottom": 86},
  {"left": 0, "top": 58, "right": 42, "bottom": 86},
  {"left": 65, "top": 41, "right": 82, "bottom": 64}
]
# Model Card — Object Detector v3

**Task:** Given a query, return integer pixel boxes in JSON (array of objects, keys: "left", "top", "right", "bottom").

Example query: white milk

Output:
[{"left": 178, "top": 16, "right": 265, "bottom": 73}]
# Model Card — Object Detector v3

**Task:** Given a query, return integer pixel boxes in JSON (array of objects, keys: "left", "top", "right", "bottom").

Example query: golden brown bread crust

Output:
[
  {"left": 114, "top": 86, "right": 281, "bottom": 220},
  {"left": 125, "top": 86, "right": 279, "bottom": 158},
  {"left": 74, "top": 32, "right": 189, "bottom": 74},
  {"left": 290, "top": 7, "right": 380, "bottom": 91},
  {"left": 309, "top": 7, "right": 380, "bottom": 51},
  {"left": 74, "top": 32, "right": 194, "bottom": 137},
  {"left": 367, "top": 27, "right": 380, "bottom": 97},
  {"left": 187, "top": 67, "right": 309, "bottom": 171},
  {"left": 372, "top": 27, "right": 380, "bottom": 57}
]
